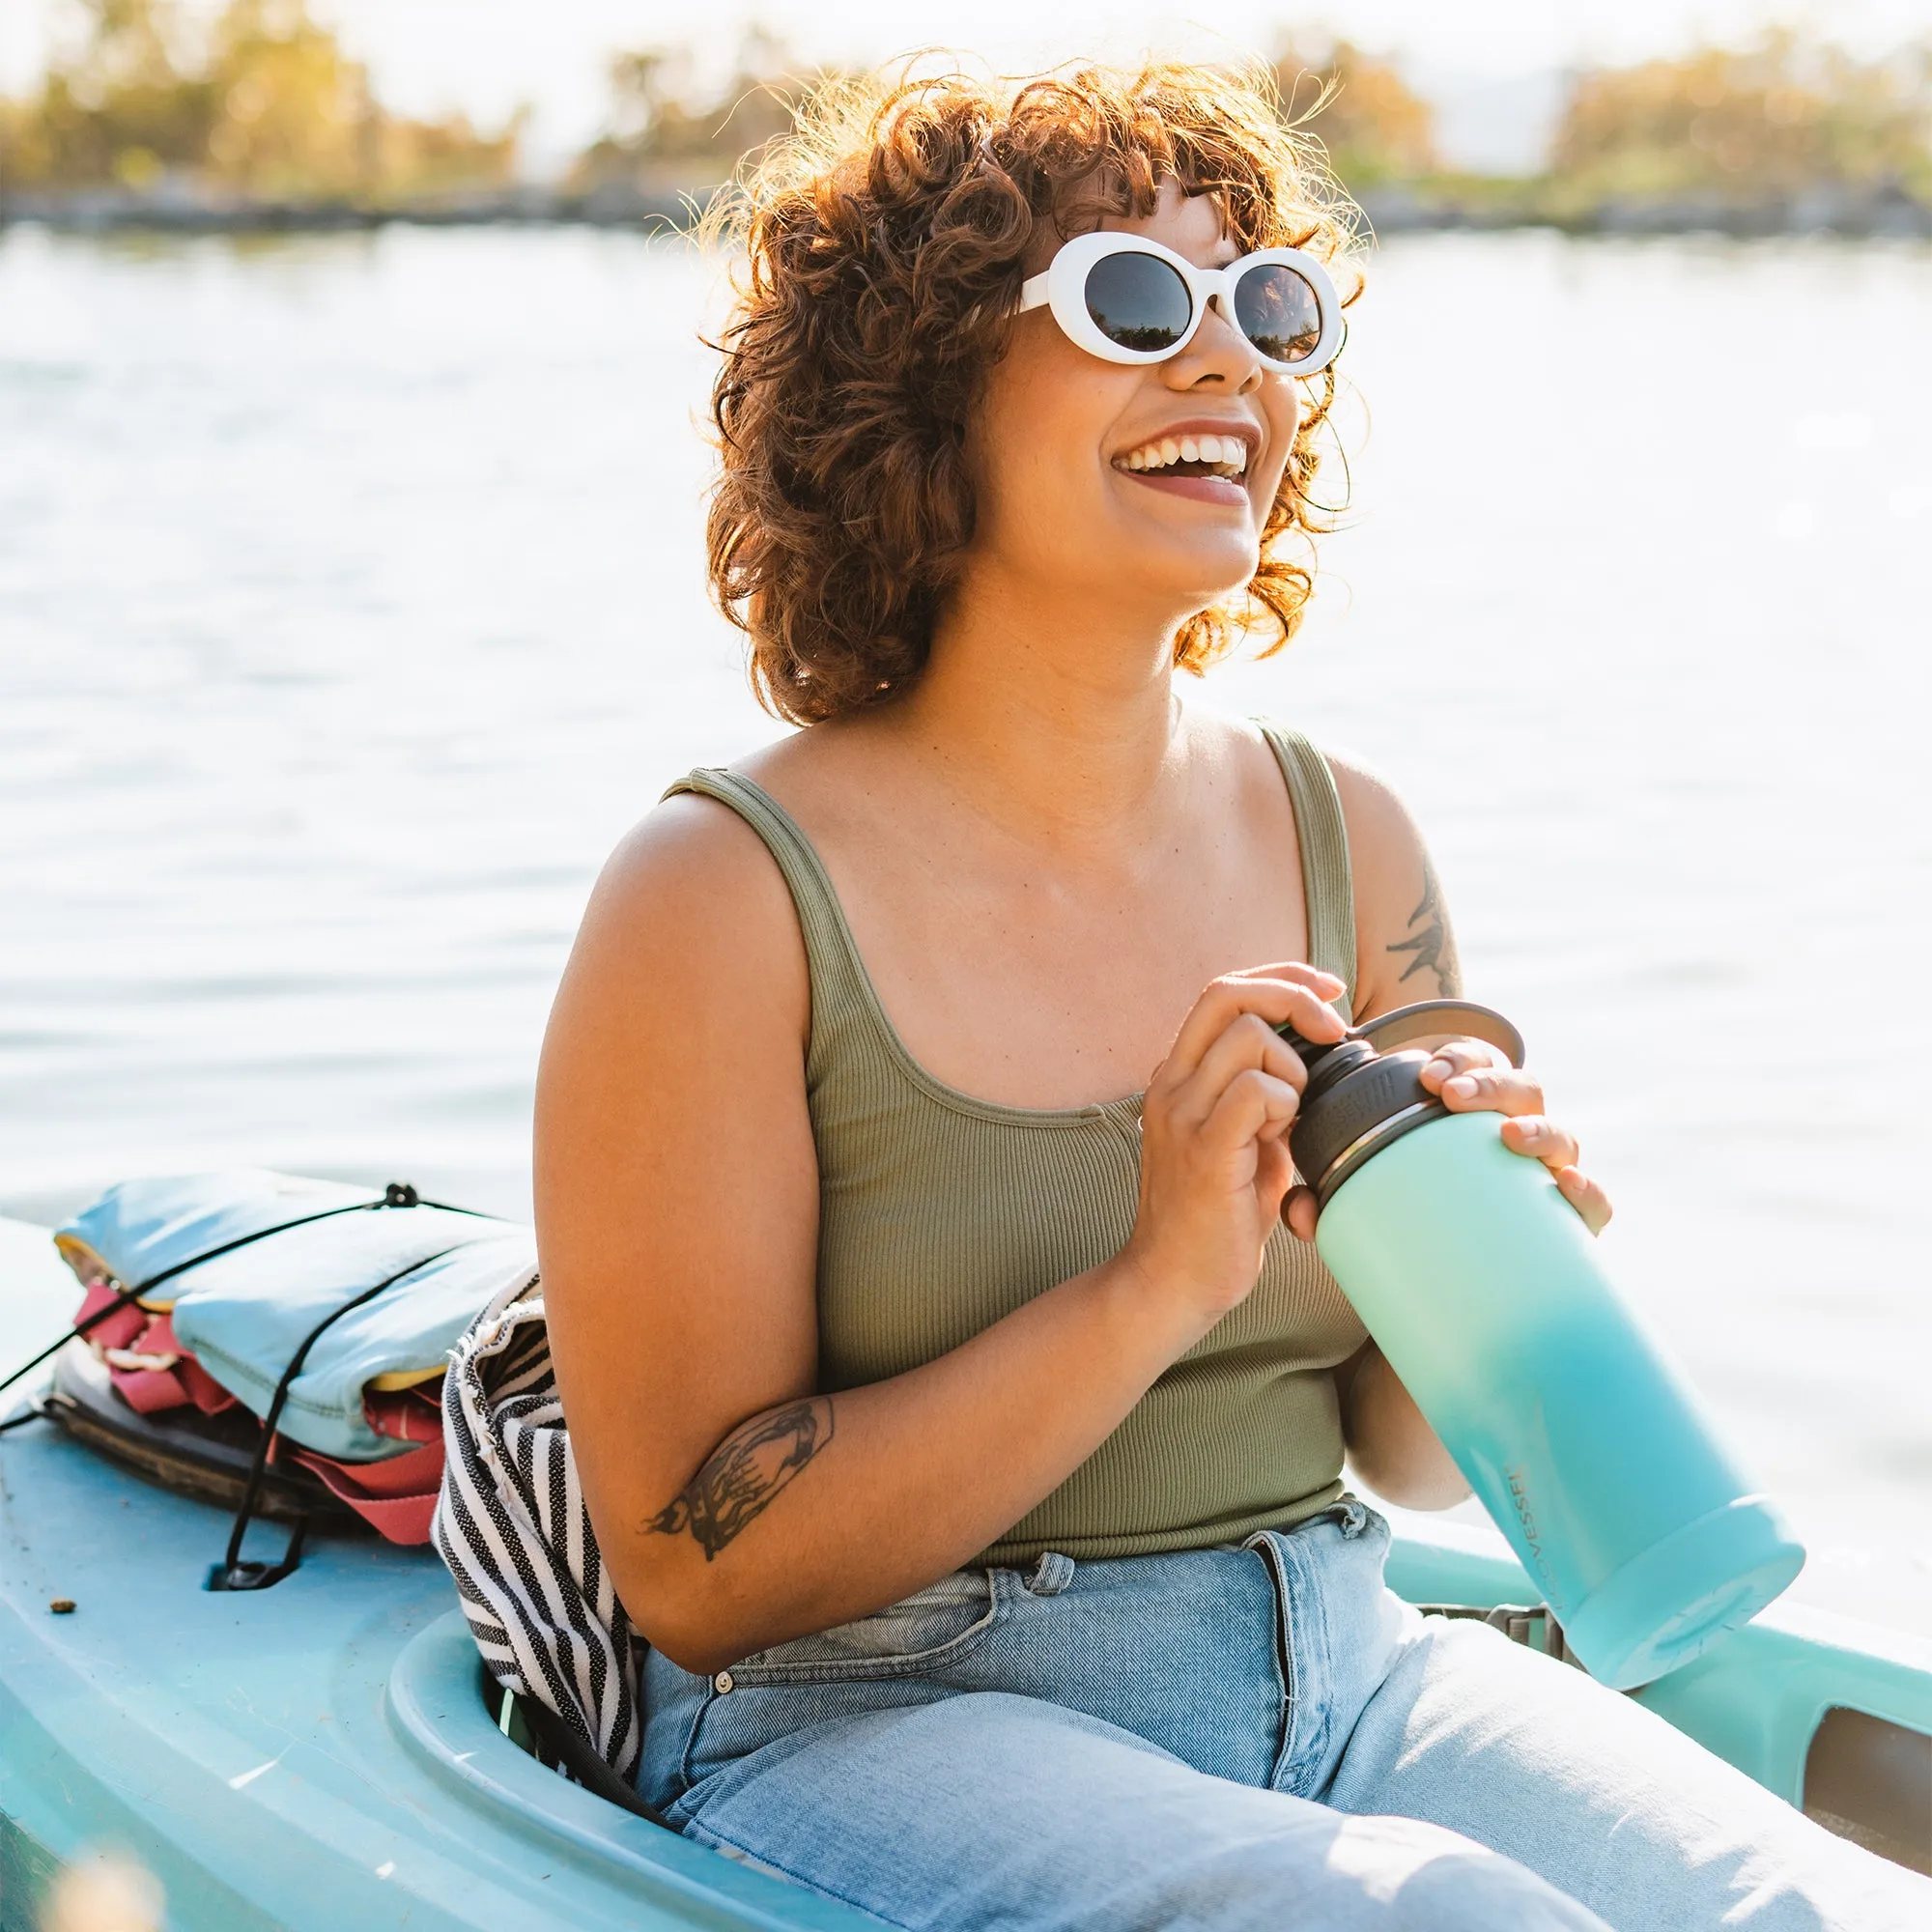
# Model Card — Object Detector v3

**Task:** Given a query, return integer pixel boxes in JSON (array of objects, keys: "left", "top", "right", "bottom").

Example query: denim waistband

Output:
[{"left": 640, "top": 1498, "right": 1405, "bottom": 1818}]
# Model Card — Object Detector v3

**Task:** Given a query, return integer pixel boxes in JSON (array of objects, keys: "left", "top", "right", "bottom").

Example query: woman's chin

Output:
[
  {"left": 1106, "top": 474, "right": 1258, "bottom": 552},
  {"left": 1105, "top": 529, "right": 1259, "bottom": 609}
]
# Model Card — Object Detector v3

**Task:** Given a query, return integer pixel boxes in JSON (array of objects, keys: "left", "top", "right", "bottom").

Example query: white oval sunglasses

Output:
[{"left": 1017, "top": 231, "right": 1344, "bottom": 377}]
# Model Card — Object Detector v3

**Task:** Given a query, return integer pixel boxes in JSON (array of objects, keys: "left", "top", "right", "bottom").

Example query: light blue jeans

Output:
[{"left": 641, "top": 1502, "right": 1927, "bottom": 1929}]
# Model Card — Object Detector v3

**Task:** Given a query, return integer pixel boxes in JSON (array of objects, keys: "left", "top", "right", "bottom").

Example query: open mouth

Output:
[{"left": 1113, "top": 432, "right": 1250, "bottom": 481}]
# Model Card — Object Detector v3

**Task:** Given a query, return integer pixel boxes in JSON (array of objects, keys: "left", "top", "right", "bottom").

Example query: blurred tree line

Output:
[
  {"left": 0, "top": 0, "right": 521, "bottom": 200},
  {"left": 570, "top": 27, "right": 1932, "bottom": 218},
  {"left": 562, "top": 34, "right": 1430, "bottom": 198},
  {"left": 1273, "top": 39, "right": 1439, "bottom": 185},
  {"left": 4, "top": 12, "right": 1929, "bottom": 220},
  {"left": 1548, "top": 32, "right": 1932, "bottom": 207},
  {"left": 567, "top": 28, "right": 804, "bottom": 199}
]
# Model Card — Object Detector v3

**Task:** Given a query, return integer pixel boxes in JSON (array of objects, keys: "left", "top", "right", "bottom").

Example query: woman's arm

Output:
[
  {"left": 537, "top": 797, "right": 1350, "bottom": 1675},
  {"left": 1331, "top": 1341, "right": 1471, "bottom": 1509},
  {"left": 1301, "top": 757, "right": 1613, "bottom": 1510}
]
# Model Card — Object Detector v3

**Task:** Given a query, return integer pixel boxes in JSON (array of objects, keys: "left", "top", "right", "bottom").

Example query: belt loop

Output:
[{"left": 1024, "top": 1550, "right": 1075, "bottom": 1596}]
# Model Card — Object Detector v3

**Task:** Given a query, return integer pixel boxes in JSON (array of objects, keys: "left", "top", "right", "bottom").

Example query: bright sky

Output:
[{"left": 7, "top": 0, "right": 1932, "bottom": 163}]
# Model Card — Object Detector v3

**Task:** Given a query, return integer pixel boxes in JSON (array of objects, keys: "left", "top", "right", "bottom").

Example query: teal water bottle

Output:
[{"left": 1283, "top": 1000, "right": 1804, "bottom": 1689}]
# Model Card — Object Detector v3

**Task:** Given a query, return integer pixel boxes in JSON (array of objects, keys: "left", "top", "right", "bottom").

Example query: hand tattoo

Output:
[
  {"left": 1386, "top": 863, "right": 1463, "bottom": 995},
  {"left": 647, "top": 1397, "right": 835, "bottom": 1561}
]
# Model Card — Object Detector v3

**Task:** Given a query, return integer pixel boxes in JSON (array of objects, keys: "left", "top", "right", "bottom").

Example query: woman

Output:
[{"left": 535, "top": 63, "right": 1924, "bottom": 1930}]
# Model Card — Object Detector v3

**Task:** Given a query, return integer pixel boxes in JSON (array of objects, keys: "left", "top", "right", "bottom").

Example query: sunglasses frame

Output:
[{"left": 1017, "top": 232, "right": 1345, "bottom": 378}]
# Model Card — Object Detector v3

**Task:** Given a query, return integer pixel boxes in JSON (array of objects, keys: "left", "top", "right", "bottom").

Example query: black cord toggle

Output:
[
  {"left": 383, "top": 1181, "right": 420, "bottom": 1208},
  {"left": 208, "top": 1519, "right": 308, "bottom": 1593}
]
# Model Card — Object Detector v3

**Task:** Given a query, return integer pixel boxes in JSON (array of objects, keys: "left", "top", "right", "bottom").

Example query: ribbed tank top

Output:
[{"left": 666, "top": 724, "right": 1369, "bottom": 1566}]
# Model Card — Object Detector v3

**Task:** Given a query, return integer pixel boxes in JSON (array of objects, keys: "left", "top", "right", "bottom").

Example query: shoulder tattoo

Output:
[
  {"left": 1385, "top": 861, "right": 1463, "bottom": 996},
  {"left": 647, "top": 1397, "right": 835, "bottom": 1562}
]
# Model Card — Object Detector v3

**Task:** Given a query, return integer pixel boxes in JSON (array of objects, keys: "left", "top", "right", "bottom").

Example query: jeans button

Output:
[{"left": 713, "top": 1670, "right": 734, "bottom": 1693}]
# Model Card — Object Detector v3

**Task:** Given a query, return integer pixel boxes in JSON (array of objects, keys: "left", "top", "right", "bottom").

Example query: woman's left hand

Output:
[{"left": 1282, "top": 1037, "right": 1612, "bottom": 1240}]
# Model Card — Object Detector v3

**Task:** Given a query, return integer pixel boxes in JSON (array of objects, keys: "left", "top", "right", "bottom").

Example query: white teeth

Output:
[{"left": 1118, "top": 434, "right": 1251, "bottom": 474}]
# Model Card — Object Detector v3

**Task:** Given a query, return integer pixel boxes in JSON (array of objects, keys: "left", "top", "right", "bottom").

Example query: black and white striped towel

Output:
[{"left": 433, "top": 1272, "right": 646, "bottom": 1782}]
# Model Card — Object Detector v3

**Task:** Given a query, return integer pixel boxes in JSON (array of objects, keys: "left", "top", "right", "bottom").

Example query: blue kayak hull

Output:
[{"left": 4, "top": 1219, "right": 1928, "bottom": 1925}]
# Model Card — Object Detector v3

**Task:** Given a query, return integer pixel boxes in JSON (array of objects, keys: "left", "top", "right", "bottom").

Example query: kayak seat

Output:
[{"left": 482, "top": 1667, "right": 672, "bottom": 1827}]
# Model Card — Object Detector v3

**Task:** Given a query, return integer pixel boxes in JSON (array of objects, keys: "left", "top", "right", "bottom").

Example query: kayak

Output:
[{"left": 1, "top": 1215, "right": 1927, "bottom": 1928}]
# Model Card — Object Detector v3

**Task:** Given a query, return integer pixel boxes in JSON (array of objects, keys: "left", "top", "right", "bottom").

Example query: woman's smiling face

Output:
[{"left": 964, "top": 179, "right": 1303, "bottom": 631}]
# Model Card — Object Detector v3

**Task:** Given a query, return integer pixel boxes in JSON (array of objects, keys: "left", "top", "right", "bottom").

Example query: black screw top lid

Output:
[{"left": 1277, "top": 1000, "right": 1527, "bottom": 1203}]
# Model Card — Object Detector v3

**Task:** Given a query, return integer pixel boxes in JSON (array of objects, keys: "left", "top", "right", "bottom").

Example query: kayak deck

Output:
[
  {"left": 0, "top": 1408, "right": 868, "bottom": 1931},
  {"left": 2, "top": 1219, "right": 1927, "bottom": 1927}
]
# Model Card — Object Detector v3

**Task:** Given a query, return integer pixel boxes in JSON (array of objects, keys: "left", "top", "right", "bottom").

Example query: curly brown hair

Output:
[{"left": 702, "top": 61, "right": 1360, "bottom": 726}]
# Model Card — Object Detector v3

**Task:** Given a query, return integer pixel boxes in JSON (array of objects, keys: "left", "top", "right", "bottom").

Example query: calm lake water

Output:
[{"left": 1, "top": 223, "right": 1927, "bottom": 1632}]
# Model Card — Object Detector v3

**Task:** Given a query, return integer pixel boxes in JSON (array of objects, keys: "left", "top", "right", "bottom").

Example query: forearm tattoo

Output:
[
  {"left": 1386, "top": 862, "right": 1463, "bottom": 995},
  {"left": 647, "top": 1397, "right": 835, "bottom": 1561}
]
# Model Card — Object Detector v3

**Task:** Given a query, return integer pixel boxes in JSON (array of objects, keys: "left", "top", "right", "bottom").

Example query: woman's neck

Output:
[{"left": 887, "top": 568, "right": 1195, "bottom": 856}]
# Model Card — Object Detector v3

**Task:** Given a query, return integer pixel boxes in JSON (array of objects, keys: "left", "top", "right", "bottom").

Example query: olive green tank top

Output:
[{"left": 667, "top": 724, "right": 1369, "bottom": 1566}]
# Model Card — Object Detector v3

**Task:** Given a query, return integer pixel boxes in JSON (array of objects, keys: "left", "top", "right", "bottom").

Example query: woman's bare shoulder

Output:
[
  {"left": 558, "top": 787, "right": 809, "bottom": 1059},
  {"left": 594, "top": 787, "right": 793, "bottom": 924},
  {"left": 1319, "top": 747, "right": 1463, "bottom": 1011},
  {"left": 1238, "top": 719, "right": 1429, "bottom": 890},
  {"left": 1321, "top": 746, "right": 1424, "bottom": 870}
]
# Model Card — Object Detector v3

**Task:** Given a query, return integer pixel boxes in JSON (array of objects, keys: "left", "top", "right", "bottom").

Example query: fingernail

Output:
[{"left": 1445, "top": 1074, "right": 1478, "bottom": 1098}]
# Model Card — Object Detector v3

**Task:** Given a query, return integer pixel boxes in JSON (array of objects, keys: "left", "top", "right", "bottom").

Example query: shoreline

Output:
[{"left": 5, "top": 183, "right": 1932, "bottom": 242}]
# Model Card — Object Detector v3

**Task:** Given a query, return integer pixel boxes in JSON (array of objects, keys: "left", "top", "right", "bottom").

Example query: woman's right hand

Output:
[{"left": 1124, "top": 963, "right": 1349, "bottom": 1328}]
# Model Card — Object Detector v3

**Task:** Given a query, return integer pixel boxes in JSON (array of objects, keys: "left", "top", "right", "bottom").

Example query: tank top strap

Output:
[
  {"left": 1255, "top": 723, "right": 1359, "bottom": 1021},
  {"left": 662, "top": 769, "right": 876, "bottom": 1066}
]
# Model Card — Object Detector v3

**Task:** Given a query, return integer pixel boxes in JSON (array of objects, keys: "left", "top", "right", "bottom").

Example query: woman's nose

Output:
[{"left": 1169, "top": 295, "right": 1264, "bottom": 393}]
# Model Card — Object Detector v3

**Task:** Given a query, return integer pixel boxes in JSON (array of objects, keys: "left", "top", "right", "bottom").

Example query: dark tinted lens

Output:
[
  {"left": 1234, "top": 263, "right": 1322, "bottom": 364},
  {"left": 1084, "top": 251, "right": 1193, "bottom": 353}
]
